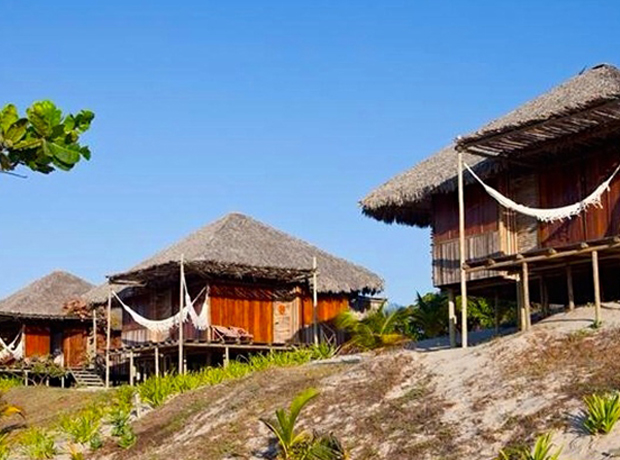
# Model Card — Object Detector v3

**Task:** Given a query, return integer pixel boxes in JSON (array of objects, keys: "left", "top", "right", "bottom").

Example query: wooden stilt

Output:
[
  {"left": 105, "top": 285, "right": 112, "bottom": 389},
  {"left": 516, "top": 277, "right": 524, "bottom": 331},
  {"left": 154, "top": 347, "right": 160, "bottom": 377},
  {"left": 522, "top": 262, "right": 531, "bottom": 331},
  {"left": 61, "top": 376, "right": 65, "bottom": 388},
  {"left": 312, "top": 257, "right": 319, "bottom": 345},
  {"left": 179, "top": 254, "right": 185, "bottom": 375},
  {"left": 92, "top": 307, "right": 97, "bottom": 362},
  {"left": 448, "top": 289, "right": 456, "bottom": 348},
  {"left": 592, "top": 250, "right": 602, "bottom": 325},
  {"left": 224, "top": 347, "right": 230, "bottom": 368},
  {"left": 539, "top": 277, "right": 549, "bottom": 317},
  {"left": 494, "top": 291, "right": 500, "bottom": 335},
  {"left": 566, "top": 265, "right": 575, "bottom": 311},
  {"left": 129, "top": 351, "right": 135, "bottom": 386},
  {"left": 457, "top": 149, "right": 468, "bottom": 348}
]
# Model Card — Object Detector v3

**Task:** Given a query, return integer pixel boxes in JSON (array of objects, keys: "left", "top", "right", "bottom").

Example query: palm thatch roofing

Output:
[
  {"left": 0, "top": 271, "right": 94, "bottom": 320},
  {"left": 458, "top": 64, "right": 620, "bottom": 156},
  {"left": 85, "top": 213, "right": 383, "bottom": 304},
  {"left": 362, "top": 63, "right": 620, "bottom": 227}
]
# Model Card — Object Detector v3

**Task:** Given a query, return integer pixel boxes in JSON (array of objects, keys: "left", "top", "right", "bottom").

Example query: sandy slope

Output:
[{"left": 99, "top": 304, "right": 620, "bottom": 460}]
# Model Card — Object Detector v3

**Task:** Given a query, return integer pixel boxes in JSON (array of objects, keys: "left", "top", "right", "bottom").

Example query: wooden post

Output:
[
  {"left": 592, "top": 250, "right": 601, "bottom": 325},
  {"left": 447, "top": 289, "right": 456, "bottom": 348},
  {"left": 457, "top": 149, "right": 468, "bottom": 348},
  {"left": 129, "top": 351, "right": 135, "bottom": 386},
  {"left": 154, "top": 346, "right": 160, "bottom": 377},
  {"left": 178, "top": 254, "right": 185, "bottom": 375},
  {"left": 92, "top": 307, "right": 97, "bottom": 362},
  {"left": 566, "top": 265, "right": 575, "bottom": 311},
  {"left": 522, "top": 262, "right": 531, "bottom": 331},
  {"left": 494, "top": 291, "right": 500, "bottom": 335},
  {"left": 61, "top": 375, "right": 65, "bottom": 388},
  {"left": 224, "top": 346, "right": 230, "bottom": 368},
  {"left": 24, "top": 370, "right": 28, "bottom": 387},
  {"left": 516, "top": 277, "right": 524, "bottom": 331},
  {"left": 105, "top": 285, "right": 112, "bottom": 389},
  {"left": 539, "top": 277, "right": 549, "bottom": 317},
  {"left": 312, "top": 257, "right": 319, "bottom": 346}
]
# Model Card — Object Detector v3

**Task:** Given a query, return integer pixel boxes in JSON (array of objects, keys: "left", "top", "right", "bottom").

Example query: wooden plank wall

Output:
[
  {"left": 25, "top": 325, "right": 50, "bottom": 357},
  {"left": 63, "top": 327, "right": 87, "bottom": 368}
]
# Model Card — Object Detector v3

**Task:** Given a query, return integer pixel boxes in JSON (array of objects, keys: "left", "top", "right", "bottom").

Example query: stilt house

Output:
[
  {"left": 362, "top": 63, "right": 620, "bottom": 337},
  {"left": 85, "top": 213, "right": 382, "bottom": 381},
  {"left": 0, "top": 271, "right": 94, "bottom": 367}
]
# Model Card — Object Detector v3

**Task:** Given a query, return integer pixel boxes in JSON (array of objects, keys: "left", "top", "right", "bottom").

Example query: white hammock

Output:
[
  {"left": 0, "top": 333, "right": 23, "bottom": 362},
  {"left": 464, "top": 162, "right": 620, "bottom": 222},
  {"left": 184, "top": 282, "right": 211, "bottom": 331},
  {"left": 114, "top": 291, "right": 188, "bottom": 333}
]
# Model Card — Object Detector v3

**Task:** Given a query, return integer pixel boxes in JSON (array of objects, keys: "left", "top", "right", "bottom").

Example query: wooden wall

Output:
[
  {"left": 25, "top": 325, "right": 50, "bottom": 357},
  {"left": 119, "top": 280, "right": 351, "bottom": 346}
]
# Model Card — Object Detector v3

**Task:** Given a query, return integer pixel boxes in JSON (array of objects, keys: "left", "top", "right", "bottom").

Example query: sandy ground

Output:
[{"left": 98, "top": 303, "right": 620, "bottom": 460}]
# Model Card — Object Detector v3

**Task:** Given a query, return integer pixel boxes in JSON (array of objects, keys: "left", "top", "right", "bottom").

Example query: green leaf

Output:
[
  {"left": 4, "top": 118, "right": 28, "bottom": 144},
  {"left": 47, "top": 141, "right": 80, "bottom": 166},
  {"left": 26, "top": 100, "right": 62, "bottom": 137},
  {"left": 0, "top": 104, "right": 18, "bottom": 135}
]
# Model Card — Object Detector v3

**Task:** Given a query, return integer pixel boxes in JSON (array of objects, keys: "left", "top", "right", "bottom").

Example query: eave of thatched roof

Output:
[
  {"left": 0, "top": 271, "right": 94, "bottom": 319},
  {"left": 360, "top": 145, "right": 498, "bottom": 227},
  {"left": 458, "top": 64, "right": 620, "bottom": 155},
  {"left": 84, "top": 213, "right": 383, "bottom": 304}
]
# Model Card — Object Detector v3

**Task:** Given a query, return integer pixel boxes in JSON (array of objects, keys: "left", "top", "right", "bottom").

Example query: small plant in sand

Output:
[
  {"left": 58, "top": 406, "right": 103, "bottom": 446},
  {"left": 498, "top": 433, "right": 561, "bottom": 460},
  {"left": 583, "top": 392, "right": 620, "bottom": 435},
  {"left": 19, "top": 427, "right": 57, "bottom": 459},
  {"left": 261, "top": 388, "right": 347, "bottom": 460},
  {"left": 0, "top": 434, "right": 12, "bottom": 460}
]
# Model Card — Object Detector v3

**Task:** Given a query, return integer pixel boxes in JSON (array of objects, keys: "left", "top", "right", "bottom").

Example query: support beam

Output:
[
  {"left": 592, "top": 250, "right": 602, "bottom": 325},
  {"left": 224, "top": 346, "right": 230, "bottom": 368},
  {"left": 178, "top": 254, "right": 185, "bottom": 375},
  {"left": 154, "top": 347, "right": 160, "bottom": 377},
  {"left": 92, "top": 307, "right": 97, "bottom": 361},
  {"left": 129, "top": 351, "right": 135, "bottom": 386},
  {"left": 457, "top": 149, "right": 468, "bottom": 348},
  {"left": 522, "top": 262, "right": 531, "bottom": 331},
  {"left": 312, "top": 256, "right": 319, "bottom": 346},
  {"left": 105, "top": 285, "right": 112, "bottom": 389},
  {"left": 447, "top": 289, "right": 456, "bottom": 348},
  {"left": 566, "top": 265, "right": 575, "bottom": 311},
  {"left": 516, "top": 277, "right": 524, "bottom": 331}
]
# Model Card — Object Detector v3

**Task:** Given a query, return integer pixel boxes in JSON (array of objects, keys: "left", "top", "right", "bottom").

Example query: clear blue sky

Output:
[{"left": 1, "top": 1, "right": 619, "bottom": 305}]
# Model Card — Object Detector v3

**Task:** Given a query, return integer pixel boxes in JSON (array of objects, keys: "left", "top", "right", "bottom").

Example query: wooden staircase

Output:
[{"left": 69, "top": 368, "right": 105, "bottom": 388}]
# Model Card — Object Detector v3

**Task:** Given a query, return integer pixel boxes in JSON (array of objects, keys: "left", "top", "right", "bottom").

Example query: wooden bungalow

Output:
[
  {"left": 0, "top": 271, "right": 94, "bottom": 368},
  {"left": 85, "top": 212, "right": 383, "bottom": 385},
  {"left": 362, "top": 63, "right": 620, "bottom": 346}
]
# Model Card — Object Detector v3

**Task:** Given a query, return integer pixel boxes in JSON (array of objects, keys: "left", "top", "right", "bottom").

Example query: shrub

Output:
[
  {"left": 0, "top": 434, "right": 12, "bottom": 460},
  {"left": 336, "top": 306, "right": 410, "bottom": 351},
  {"left": 114, "top": 385, "right": 136, "bottom": 411},
  {"left": 498, "top": 433, "right": 561, "bottom": 460},
  {"left": 108, "top": 405, "right": 132, "bottom": 437},
  {"left": 583, "top": 392, "right": 620, "bottom": 435},
  {"left": 117, "top": 425, "right": 137, "bottom": 449},
  {"left": 19, "top": 427, "right": 57, "bottom": 459},
  {"left": 58, "top": 409, "right": 102, "bottom": 445},
  {"left": 0, "top": 376, "right": 21, "bottom": 392},
  {"left": 138, "top": 375, "right": 176, "bottom": 407}
]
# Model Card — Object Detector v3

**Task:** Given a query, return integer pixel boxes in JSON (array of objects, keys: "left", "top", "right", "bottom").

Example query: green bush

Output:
[
  {"left": 584, "top": 392, "right": 620, "bottom": 435},
  {"left": 58, "top": 408, "right": 102, "bottom": 445},
  {"left": 19, "top": 427, "right": 57, "bottom": 459},
  {"left": 0, "top": 376, "right": 21, "bottom": 392},
  {"left": 0, "top": 434, "right": 12, "bottom": 460}
]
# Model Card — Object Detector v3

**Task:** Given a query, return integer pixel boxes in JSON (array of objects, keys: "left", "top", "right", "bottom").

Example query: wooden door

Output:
[
  {"left": 25, "top": 325, "right": 50, "bottom": 358},
  {"left": 273, "top": 301, "right": 294, "bottom": 344},
  {"left": 63, "top": 327, "right": 87, "bottom": 368}
]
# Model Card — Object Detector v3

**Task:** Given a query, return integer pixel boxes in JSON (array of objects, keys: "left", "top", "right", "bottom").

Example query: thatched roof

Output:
[
  {"left": 362, "top": 64, "right": 620, "bottom": 227},
  {"left": 360, "top": 145, "right": 497, "bottom": 227},
  {"left": 0, "top": 271, "right": 94, "bottom": 319},
  {"left": 85, "top": 213, "right": 383, "bottom": 304},
  {"left": 458, "top": 64, "right": 620, "bottom": 155}
]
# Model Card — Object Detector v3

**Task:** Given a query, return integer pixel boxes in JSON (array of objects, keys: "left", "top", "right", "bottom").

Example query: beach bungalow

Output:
[
  {"left": 362, "top": 63, "right": 620, "bottom": 345},
  {"left": 85, "top": 212, "right": 383, "bottom": 384},
  {"left": 0, "top": 271, "right": 94, "bottom": 368}
]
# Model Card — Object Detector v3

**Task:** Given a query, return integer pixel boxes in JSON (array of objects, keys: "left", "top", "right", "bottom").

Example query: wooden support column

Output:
[
  {"left": 154, "top": 347, "right": 160, "bottom": 377},
  {"left": 129, "top": 351, "right": 135, "bottom": 386},
  {"left": 539, "top": 277, "right": 549, "bottom": 317},
  {"left": 105, "top": 285, "right": 112, "bottom": 389},
  {"left": 494, "top": 291, "right": 500, "bottom": 335},
  {"left": 592, "top": 250, "right": 602, "bottom": 325},
  {"left": 566, "top": 265, "right": 575, "bottom": 311},
  {"left": 516, "top": 277, "right": 524, "bottom": 331},
  {"left": 224, "top": 346, "right": 230, "bottom": 368},
  {"left": 178, "top": 254, "right": 185, "bottom": 375},
  {"left": 24, "top": 370, "right": 28, "bottom": 387},
  {"left": 447, "top": 289, "right": 456, "bottom": 348},
  {"left": 457, "top": 148, "right": 468, "bottom": 348},
  {"left": 92, "top": 307, "right": 97, "bottom": 361},
  {"left": 522, "top": 262, "right": 531, "bottom": 331},
  {"left": 312, "top": 257, "right": 319, "bottom": 346}
]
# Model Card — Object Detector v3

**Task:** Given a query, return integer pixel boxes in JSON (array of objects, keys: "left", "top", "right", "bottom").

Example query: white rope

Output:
[
  {"left": 464, "top": 162, "right": 620, "bottom": 222},
  {"left": 0, "top": 333, "right": 23, "bottom": 361},
  {"left": 113, "top": 291, "right": 188, "bottom": 333}
]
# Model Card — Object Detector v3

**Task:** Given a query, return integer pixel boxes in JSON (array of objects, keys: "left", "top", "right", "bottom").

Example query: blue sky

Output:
[{"left": 1, "top": 1, "right": 619, "bottom": 305}]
